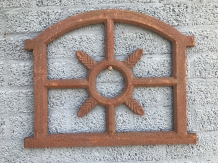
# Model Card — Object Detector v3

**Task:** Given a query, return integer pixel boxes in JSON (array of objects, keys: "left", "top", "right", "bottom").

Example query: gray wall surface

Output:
[{"left": 1, "top": 0, "right": 218, "bottom": 162}]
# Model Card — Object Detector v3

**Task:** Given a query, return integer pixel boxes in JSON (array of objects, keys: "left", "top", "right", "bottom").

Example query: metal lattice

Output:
[{"left": 24, "top": 9, "right": 196, "bottom": 148}]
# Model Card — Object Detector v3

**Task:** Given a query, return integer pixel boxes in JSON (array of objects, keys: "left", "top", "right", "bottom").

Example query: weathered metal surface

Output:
[{"left": 24, "top": 9, "right": 196, "bottom": 148}]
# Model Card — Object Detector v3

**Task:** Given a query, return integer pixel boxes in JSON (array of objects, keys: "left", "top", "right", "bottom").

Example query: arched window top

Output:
[{"left": 25, "top": 9, "right": 194, "bottom": 49}]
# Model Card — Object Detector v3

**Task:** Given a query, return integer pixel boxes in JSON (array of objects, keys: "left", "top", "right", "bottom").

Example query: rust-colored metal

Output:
[{"left": 24, "top": 9, "right": 196, "bottom": 148}]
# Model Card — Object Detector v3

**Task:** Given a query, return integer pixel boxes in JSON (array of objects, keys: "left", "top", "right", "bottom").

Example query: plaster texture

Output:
[{"left": 1, "top": 0, "right": 218, "bottom": 162}]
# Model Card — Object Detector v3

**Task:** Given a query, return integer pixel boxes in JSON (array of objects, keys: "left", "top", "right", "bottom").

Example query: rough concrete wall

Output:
[{"left": 1, "top": 0, "right": 218, "bottom": 162}]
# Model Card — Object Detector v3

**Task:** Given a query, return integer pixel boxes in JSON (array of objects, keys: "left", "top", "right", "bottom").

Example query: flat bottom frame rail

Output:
[{"left": 24, "top": 132, "right": 196, "bottom": 148}]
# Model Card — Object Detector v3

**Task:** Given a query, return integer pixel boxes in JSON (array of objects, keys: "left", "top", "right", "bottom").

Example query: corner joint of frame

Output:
[
  {"left": 24, "top": 39, "right": 35, "bottom": 51},
  {"left": 185, "top": 36, "right": 195, "bottom": 47}
]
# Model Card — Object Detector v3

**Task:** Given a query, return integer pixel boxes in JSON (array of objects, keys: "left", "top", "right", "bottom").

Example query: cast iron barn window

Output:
[{"left": 24, "top": 9, "right": 196, "bottom": 148}]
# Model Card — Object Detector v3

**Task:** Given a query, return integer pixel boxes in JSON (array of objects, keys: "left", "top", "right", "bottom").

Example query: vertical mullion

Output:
[
  {"left": 105, "top": 18, "right": 114, "bottom": 61},
  {"left": 106, "top": 105, "right": 115, "bottom": 135}
]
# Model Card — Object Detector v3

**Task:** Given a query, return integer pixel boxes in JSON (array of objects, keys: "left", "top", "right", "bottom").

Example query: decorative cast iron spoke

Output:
[
  {"left": 76, "top": 51, "right": 96, "bottom": 69},
  {"left": 77, "top": 97, "right": 97, "bottom": 117},
  {"left": 124, "top": 49, "right": 143, "bottom": 68},
  {"left": 125, "top": 97, "right": 144, "bottom": 116}
]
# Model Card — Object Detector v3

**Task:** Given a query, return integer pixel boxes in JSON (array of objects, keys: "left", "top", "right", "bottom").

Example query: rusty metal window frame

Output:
[{"left": 24, "top": 9, "right": 196, "bottom": 148}]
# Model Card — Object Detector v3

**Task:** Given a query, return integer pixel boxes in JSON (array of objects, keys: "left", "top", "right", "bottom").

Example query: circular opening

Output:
[{"left": 96, "top": 68, "right": 124, "bottom": 98}]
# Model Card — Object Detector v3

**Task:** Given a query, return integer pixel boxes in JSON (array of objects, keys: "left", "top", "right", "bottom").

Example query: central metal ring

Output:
[{"left": 88, "top": 59, "right": 134, "bottom": 106}]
